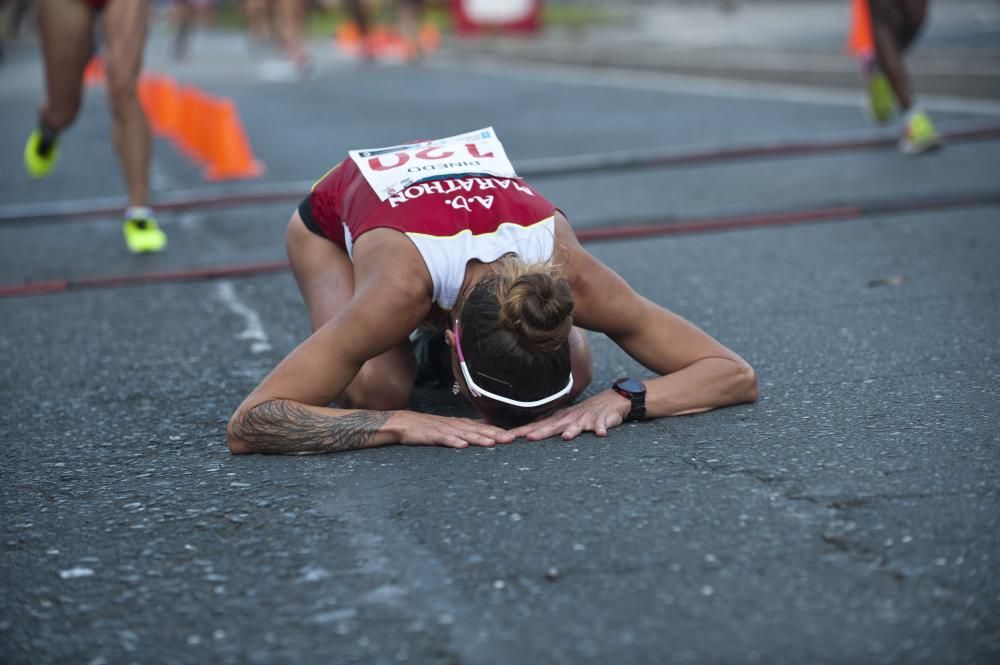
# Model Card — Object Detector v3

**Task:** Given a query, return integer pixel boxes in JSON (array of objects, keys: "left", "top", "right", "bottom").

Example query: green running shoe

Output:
[
  {"left": 900, "top": 111, "right": 943, "bottom": 155},
  {"left": 123, "top": 216, "right": 168, "bottom": 254},
  {"left": 866, "top": 71, "right": 894, "bottom": 125},
  {"left": 24, "top": 128, "right": 60, "bottom": 178}
]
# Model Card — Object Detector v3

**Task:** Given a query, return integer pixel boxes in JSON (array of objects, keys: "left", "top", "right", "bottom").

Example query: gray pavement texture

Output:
[{"left": 2, "top": 6, "right": 1000, "bottom": 665}]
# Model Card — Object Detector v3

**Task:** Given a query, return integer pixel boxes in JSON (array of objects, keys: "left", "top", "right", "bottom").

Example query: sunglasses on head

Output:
[{"left": 453, "top": 320, "right": 573, "bottom": 409}]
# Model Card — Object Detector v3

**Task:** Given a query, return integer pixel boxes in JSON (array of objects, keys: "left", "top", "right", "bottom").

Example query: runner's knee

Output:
[
  {"left": 575, "top": 361, "right": 594, "bottom": 392},
  {"left": 568, "top": 328, "right": 593, "bottom": 400},
  {"left": 105, "top": 73, "right": 139, "bottom": 117},
  {"left": 341, "top": 366, "right": 413, "bottom": 411}
]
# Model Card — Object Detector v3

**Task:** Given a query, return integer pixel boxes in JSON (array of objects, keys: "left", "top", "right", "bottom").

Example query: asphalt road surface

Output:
[{"left": 1, "top": 25, "right": 999, "bottom": 665}]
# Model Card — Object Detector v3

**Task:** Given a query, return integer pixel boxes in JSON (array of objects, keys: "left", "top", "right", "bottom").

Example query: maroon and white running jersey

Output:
[{"left": 302, "top": 158, "right": 557, "bottom": 310}]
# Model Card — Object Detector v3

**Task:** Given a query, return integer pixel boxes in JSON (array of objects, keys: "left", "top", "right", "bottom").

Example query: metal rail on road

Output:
[
  {"left": 2, "top": 124, "right": 998, "bottom": 225},
  {"left": 2, "top": 190, "right": 997, "bottom": 299}
]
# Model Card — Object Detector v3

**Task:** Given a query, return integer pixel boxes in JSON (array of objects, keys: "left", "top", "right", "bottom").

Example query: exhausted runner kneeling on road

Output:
[{"left": 227, "top": 129, "right": 758, "bottom": 454}]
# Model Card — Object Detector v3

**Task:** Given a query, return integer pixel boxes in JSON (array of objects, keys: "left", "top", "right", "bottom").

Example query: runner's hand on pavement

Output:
[
  {"left": 390, "top": 412, "right": 514, "bottom": 448},
  {"left": 508, "top": 391, "right": 631, "bottom": 441}
]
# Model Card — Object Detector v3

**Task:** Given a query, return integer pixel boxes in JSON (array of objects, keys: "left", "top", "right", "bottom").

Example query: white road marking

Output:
[
  {"left": 432, "top": 60, "right": 1000, "bottom": 118},
  {"left": 216, "top": 281, "right": 272, "bottom": 353}
]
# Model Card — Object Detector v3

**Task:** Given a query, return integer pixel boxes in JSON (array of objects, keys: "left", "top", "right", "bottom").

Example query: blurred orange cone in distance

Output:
[
  {"left": 154, "top": 76, "right": 182, "bottom": 139},
  {"left": 419, "top": 23, "right": 441, "bottom": 52},
  {"left": 847, "top": 0, "right": 874, "bottom": 56},
  {"left": 176, "top": 85, "right": 206, "bottom": 162}
]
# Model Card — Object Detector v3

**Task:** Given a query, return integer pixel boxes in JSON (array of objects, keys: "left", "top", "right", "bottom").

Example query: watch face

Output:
[{"left": 616, "top": 378, "right": 645, "bottom": 394}]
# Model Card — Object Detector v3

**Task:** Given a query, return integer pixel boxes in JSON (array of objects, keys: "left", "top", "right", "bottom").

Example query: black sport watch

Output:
[{"left": 612, "top": 378, "right": 646, "bottom": 422}]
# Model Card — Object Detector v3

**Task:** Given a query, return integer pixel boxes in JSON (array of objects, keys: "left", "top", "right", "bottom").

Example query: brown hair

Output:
[{"left": 457, "top": 256, "right": 574, "bottom": 423}]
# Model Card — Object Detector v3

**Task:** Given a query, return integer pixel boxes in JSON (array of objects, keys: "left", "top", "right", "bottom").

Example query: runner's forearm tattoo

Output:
[{"left": 233, "top": 399, "right": 391, "bottom": 454}]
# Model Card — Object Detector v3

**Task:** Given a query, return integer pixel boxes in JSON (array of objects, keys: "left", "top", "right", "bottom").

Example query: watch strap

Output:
[{"left": 612, "top": 379, "right": 646, "bottom": 422}]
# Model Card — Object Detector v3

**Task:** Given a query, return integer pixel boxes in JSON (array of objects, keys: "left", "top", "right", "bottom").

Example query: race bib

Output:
[{"left": 348, "top": 127, "right": 518, "bottom": 201}]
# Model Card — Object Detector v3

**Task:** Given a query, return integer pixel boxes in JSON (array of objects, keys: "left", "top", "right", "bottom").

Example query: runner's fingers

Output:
[
  {"left": 455, "top": 422, "right": 502, "bottom": 443},
  {"left": 561, "top": 415, "right": 595, "bottom": 441},
  {"left": 459, "top": 420, "right": 513, "bottom": 442},
  {"left": 461, "top": 431, "right": 497, "bottom": 447},
  {"left": 526, "top": 419, "right": 571, "bottom": 441},
  {"left": 440, "top": 435, "right": 469, "bottom": 449},
  {"left": 509, "top": 408, "right": 570, "bottom": 439}
]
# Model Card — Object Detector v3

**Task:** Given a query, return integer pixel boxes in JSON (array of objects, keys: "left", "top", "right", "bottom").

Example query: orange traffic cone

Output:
[
  {"left": 204, "top": 100, "right": 263, "bottom": 181},
  {"left": 192, "top": 92, "right": 219, "bottom": 163},
  {"left": 177, "top": 85, "right": 213, "bottom": 163},
  {"left": 152, "top": 76, "right": 181, "bottom": 139},
  {"left": 847, "top": 0, "right": 874, "bottom": 57},
  {"left": 136, "top": 75, "right": 176, "bottom": 137},
  {"left": 83, "top": 55, "right": 105, "bottom": 86}
]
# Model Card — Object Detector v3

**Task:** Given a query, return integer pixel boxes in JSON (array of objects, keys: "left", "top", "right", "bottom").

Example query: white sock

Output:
[{"left": 124, "top": 206, "right": 153, "bottom": 221}]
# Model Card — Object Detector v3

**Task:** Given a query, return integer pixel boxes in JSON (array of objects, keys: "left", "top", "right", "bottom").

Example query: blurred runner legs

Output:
[
  {"left": 242, "top": 0, "right": 273, "bottom": 46},
  {"left": 172, "top": 0, "right": 215, "bottom": 60},
  {"left": 27, "top": 0, "right": 166, "bottom": 253},
  {"left": 867, "top": 0, "right": 941, "bottom": 153},
  {"left": 274, "top": 0, "right": 309, "bottom": 72},
  {"left": 397, "top": 0, "right": 425, "bottom": 59},
  {"left": 0, "top": 0, "right": 33, "bottom": 62},
  {"left": 341, "top": 0, "right": 428, "bottom": 62}
]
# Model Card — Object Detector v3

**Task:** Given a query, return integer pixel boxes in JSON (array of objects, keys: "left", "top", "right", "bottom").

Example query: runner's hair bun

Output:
[{"left": 496, "top": 260, "right": 573, "bottom": 353}]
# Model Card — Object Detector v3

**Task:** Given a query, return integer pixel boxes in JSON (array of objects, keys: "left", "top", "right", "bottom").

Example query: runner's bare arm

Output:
[
  {"left": 228, "top": 231, "right": 513, "bottom": 453},
  {"left": 230, "top": 401, "right": 394, "bottom": 454},
  {"left": 511, "top": 217, "right": 757, "bottom": 440}
]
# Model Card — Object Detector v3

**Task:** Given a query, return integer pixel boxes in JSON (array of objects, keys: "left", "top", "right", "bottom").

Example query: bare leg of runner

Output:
[
  {"left": 274, "top": 0, "right": 309, "bottom": 73},
  {"left": 566, "top": 326, "right": 593, "bottom": 403},
  {"left": 896, "top": 0, "right": 927, "bottom": 52},
  {"left": 243, "top": 0, "right": 272, "bottom": 46},
  {"left": 173, "top": 0, "right": 193, "bottom": 60},
  {"left": 103, "top": 0, "right": 167, "bottom": 251},
  {"left": 343, "top": 0, "right": 373, "bottom": 60},
  {"left": 343, "top": 0, "right": 370, "bottom": 35},
  {"left": 287, "top": 214, "right": 417, "bottom": 411},
  {"left": 397, "top": 0, "right": 423, "bottom": 59},
  {"left": 868, "top": 0, "right": 918, "bottom": 111},
  {"left": 867, "top": 0, "right": 939, "bottom": 153},
  {"left": 32, "top": 0, "right": 93, "bottom": 151},
  {"left": 102, "top": 0, "right": 150, "bottom": 208}
]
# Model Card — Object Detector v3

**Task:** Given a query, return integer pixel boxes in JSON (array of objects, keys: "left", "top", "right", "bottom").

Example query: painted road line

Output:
[
  {"left": 216, "top": 281, "right": 272, "bottom": 354},
  {"left": 2, "top": 125, "right": 999, "bottom": 225},
  {"left": 1, "top": 191, "right": 996, "bottom": 299}
]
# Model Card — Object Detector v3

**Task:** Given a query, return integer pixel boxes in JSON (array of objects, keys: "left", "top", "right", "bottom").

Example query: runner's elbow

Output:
[
  {"left": 738, "top": 361, "right": 759, "bottom": 404},
  {"left": 226, "top": 411, "right": 252, "bottom": 454}
]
